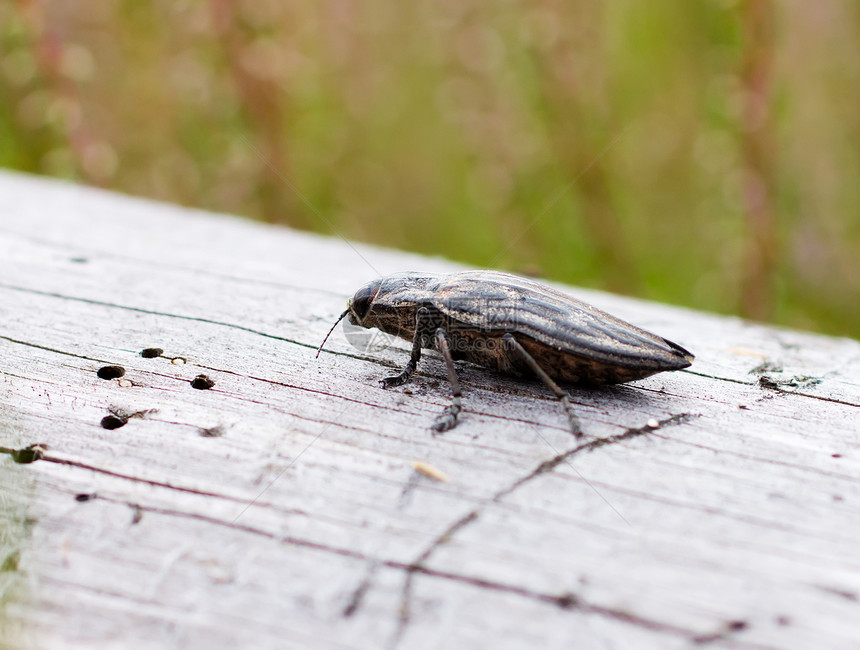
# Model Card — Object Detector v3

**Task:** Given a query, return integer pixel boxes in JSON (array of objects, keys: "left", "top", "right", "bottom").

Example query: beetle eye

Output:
[
  {"left": 351, "top": 295, "right": 371, "bottom": 320},
  {"left": 349, "top": 281, "right": 379, "bottom": 322}
]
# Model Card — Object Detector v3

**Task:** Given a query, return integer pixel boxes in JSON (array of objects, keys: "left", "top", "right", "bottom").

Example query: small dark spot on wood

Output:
[
  {"left": 69, "top": 257, "right": 88, "bottom": 264},
  {"left": 832, "top": 453, "right": 842, "bottom": 458},
  {"left": 758, "top": 376, "right": 781, "bottom": 389},
  {"left": 555, "top": 592, "right": 579, "bottom": 609},
  {"left": 131, "top": 505, "right": 143, "bottom": 525},
  {"left": 398, "top": 473, "right": 420, "bottom": 509},
  {"left": 140, "top": 347, "right": 164, "bottom": 358},
  {"left": 776, "top": 616, "right": 791, "bottom": 626},
  {"left": 75, "top": 493, "right": 96, "bottom": 502},
  {"left": 342, "top": 572, "right": 376, "bottom": 618},
  {"left": 833, "top": 495, "right": 844, "bottom": 502},
  {"left": 727, "top": 620, "right": 748, "bottom": 632},
  {"left": 101, "top": 414, "right": 128, "bottom": 429},
  {"left": 191, "top": 374, "right": 215, "bottom": 390},
  {"left": 199, "top": 425, "right": 224, "bottom": 438},
  {"left": 97, "top": 365, "right": 125, "bottom": 380},
  {"left": 342, "top": 599, "right": 361, "bottom": 618}
]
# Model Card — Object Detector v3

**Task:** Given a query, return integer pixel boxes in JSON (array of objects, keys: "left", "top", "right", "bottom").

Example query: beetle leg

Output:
[
  {"left": 502, "top": 333, "right": 583, "bottom": 439},
  {"left": 431, "top": 328, "right": 463, "bottom": 433},
  {"left": 380, "top": 307, "right": 431, "bottom": 389}
]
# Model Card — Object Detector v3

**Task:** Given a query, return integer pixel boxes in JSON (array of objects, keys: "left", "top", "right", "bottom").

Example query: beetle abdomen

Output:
[
  {"left": 516, "top": 335, "right": 683, "bottom": 385},
  {"left": 431, "top": 271, "right": 693, "bottom": 377},
  {"left": 445, "top": 329, "right": 685, "bottom": 386}
]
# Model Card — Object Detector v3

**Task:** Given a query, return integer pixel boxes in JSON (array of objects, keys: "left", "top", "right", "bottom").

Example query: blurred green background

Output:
[{"left": 1, "top": 0, "right": 858, "bottom": 337}]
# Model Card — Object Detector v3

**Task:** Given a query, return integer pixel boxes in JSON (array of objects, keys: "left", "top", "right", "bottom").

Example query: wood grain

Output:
[{"left": 1, "top": 170, "right": 859, "bottom": 650}]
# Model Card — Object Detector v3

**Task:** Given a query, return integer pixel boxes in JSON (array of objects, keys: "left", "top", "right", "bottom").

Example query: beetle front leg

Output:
[
  {"left": 431, "top": 328, "right": 462, "bottom": 433},
  {"left": 380, "top": 307, "right": 432, "bottom": 389},
  {"left": 502, "top": 333, "right": 583, "bottom": 439}
]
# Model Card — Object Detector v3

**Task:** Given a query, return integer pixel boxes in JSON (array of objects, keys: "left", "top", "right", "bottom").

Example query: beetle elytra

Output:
[{"left": 317, "top": 270, "right": 694, "bottom": 437}]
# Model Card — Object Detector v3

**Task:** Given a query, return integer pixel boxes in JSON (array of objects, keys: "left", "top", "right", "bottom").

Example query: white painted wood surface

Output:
[{"left": 1, "top": 170, "right": 859, "bottom": 650}]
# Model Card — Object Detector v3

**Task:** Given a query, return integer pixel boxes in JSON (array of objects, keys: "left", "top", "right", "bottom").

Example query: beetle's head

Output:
[
  {"left": 315, "top": 278, "right": 383, "bottom": 358},
  {"left": 346, "top": 278, "right": 382, "bottom": 328},
  {"left": 315, "top": 273, "right": 436, "bottom": 358}
]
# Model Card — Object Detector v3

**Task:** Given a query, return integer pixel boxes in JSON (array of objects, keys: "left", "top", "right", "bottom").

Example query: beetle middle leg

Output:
[
  {"left": 431, "top": 328, "right": 462, "bottom": 433},
  {"left": 502, "top": 333, "right": 583, "bottom": 439}
]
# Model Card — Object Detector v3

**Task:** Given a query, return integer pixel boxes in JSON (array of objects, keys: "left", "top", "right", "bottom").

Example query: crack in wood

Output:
[
  {"left": 388, "top": 413, "right": 700, "bottom": 649},
  {"left": 684, "top": 370, "right": 858, "bottom": 408},
  {"left": 692, "top": 619, "right": 750, "bottom": 645},
  {"left": 0, "top": 283, "right": 405, "bottom": 370},
  {"left": 0, "top": 282, "right": 399, "bottom": 374},
  {"left": 32, "top": 453, "right": 481, "bottom": 542},
  {"left": 341, "top": 562, "right": 380, "bottom": 618},
  {"left": 407, "top": 567, "right": 766, "bottom": 648},
  {"left": 814, "top": 584, "right": 858, "bottom": 602},
  {"left": 89, "top": 493, "right": 735, "bottom": 647},
  {"left": 0, "top": 334, "right": 115, "bottom": 365},
  {"left": 0, "top": 283, "right": 310, "bottom": 349},
  {"left": 36, "top": 454, "right": 309, "bottom": 514}
]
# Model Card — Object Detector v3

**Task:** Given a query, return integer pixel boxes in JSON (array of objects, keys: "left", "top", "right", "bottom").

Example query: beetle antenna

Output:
[{"left": 316, "top": 308, "right": 350, "bottom": 358}]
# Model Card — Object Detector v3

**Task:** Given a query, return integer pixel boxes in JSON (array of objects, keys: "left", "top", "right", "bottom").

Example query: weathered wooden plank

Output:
[{"left": 1, "top": 170, "right": 859, "bottom": 650}]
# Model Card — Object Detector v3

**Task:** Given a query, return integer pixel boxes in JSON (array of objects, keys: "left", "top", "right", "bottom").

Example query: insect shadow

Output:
[{"left": 451, "top": 362, "right": 658, "bottom": 424}]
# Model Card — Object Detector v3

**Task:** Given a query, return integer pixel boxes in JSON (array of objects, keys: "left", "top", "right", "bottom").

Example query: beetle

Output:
[{"left": 316, "top": 270, "right": 693, "bottom": 437}]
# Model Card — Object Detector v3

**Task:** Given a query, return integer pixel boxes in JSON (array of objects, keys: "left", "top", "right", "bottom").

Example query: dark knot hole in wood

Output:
[
  {"left": 97, "top": 365, "right": 125, "bottom": 380},
  {"left": 191, "top": 374, "right": 215, "bottom": 390},
  {"left": 100, "top": 414, "right": 128, "bottom": 430}
]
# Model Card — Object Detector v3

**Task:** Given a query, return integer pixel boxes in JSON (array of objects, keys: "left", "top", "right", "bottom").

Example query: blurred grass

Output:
[{"left": 1, "top": 0, "right": 858, "bottom": 338}]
